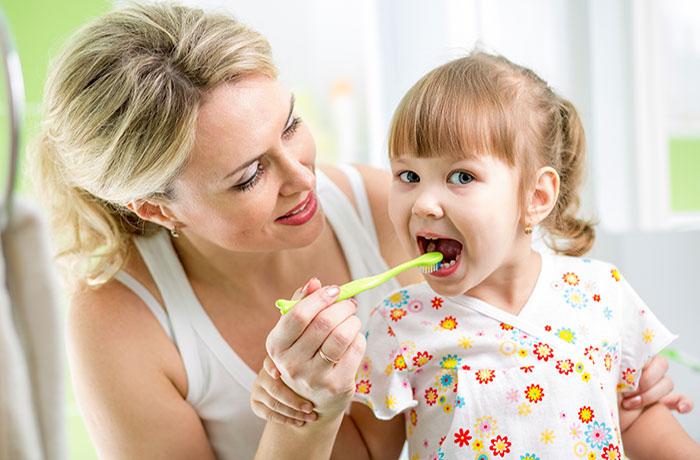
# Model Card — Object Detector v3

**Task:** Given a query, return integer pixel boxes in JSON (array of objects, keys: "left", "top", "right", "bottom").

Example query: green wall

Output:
[{"left": 670, "top": 137, "right": 700, "bottom": 212}]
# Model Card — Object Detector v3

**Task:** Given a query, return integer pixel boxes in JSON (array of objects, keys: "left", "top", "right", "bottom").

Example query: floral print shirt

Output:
[{"left": 353, "top": 254, "right": 676, "bottom": 460}]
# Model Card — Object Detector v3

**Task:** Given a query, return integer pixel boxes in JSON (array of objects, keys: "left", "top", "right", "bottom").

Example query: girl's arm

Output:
[{"left": 621, "top": 403, "right": 700, "bottom": 459}]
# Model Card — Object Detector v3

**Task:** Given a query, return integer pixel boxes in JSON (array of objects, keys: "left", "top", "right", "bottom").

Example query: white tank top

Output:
[{"left": 114, "top": 166, "right": 400, "bottom": 459}]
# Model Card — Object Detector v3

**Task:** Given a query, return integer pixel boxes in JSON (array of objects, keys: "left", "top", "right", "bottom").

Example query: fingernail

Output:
[
  {"left": 294, "top": 419, "right": 304, "bottom": 426},
  {"left": 325, "top": 285, "right": 339, "bottom": 298},
  {"left": 305, "top": 413, "right": 317, "bottom": 421},
  {"left": 300, "top": 278, "right": 314, "bottom": 296},
  {"left": 679, "top": 402, "right": 689, "bottom": 413},
  {"left": 350, "top": 298, "right": 358, "bottom": 308},
  {"left": 623, "top": 396, "right": 641, "bottom": 408},
  {"left": 301, "top": 403, "right": 313, "bottom": 413}
]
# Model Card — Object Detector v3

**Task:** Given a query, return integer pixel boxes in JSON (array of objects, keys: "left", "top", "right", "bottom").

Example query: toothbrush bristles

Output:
[{"left": 420, "top": 262, "right": 441, "bottom": 273}]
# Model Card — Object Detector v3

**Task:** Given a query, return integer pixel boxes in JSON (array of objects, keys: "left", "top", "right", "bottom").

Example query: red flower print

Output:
[
  {"left": 544, "top": 325, "right": 552, "bottom": 332},
  {"left": 520, "top": 365, "right": 534, "bottom": 373},
  {"left": 413, "top": 351, "right": 433, "bottom": 367},
  {"left": 461, "top": 364, "right": 471, "bottom": 371},
  {"left": 563, "top": 272, "right": 580, "bottom": 286},
  {"left": 611, "top": 269, "right": 620, "bottom": 281},
  {"left": 584, "top": 346, "right": 599, "bottom": 364},
  {"left": 622, "top": 368, "right": 636, "bottom": 385},
  {"left": 499, "top": 322, "right": 514, "bottom": 331},
  {"left": 578, "top": 406, "right": 595, "bottom": 423},
  {"left": 355, "top": 380, "right": 371, "bottom": 394},
  {"left": 425, "top": 387, "right": 438, "bottom": 406},
  {"left": 431, "top": 296, "right": 444, "bottom": 309},
  {"left": 556, "top": 359, "right": 574, "bottom": 375},
  {"left": 489, "top": 435, "right": 511, "bottom": 457},
  {"left": 525, "top": 384, "right": 545, "bottom": 403},
  {"left": 533, "top": 342, "right": 554, "bottom": 361},
  {"left": 393, "top": 355, "right": 407, "bottom": 371},
  {"left": 593, "top": 294, "right": 601, "bottom": 302},
  {"left": 439, "top": 316, "right": 458, "bottom": 330},
  {"left": 475, "top": 369, "right": 496, "bottom": 384},
  {"left": 602, "top": 443, "right": 621, "bottom": 460},
  {"left": 387, "top": 326, "right": 395, "bottom": 337},
  {"left": 453, "top": 428, "right": 471, "bottom": 447},
  {"left": 439, "top": 435, "right": 446, "bottom": 446},
  {"left": 389, "top": 308, "right": 407, "bottom": 322},
  {"left": 409, "top": 409, "right": 417, "bottom": 426}
]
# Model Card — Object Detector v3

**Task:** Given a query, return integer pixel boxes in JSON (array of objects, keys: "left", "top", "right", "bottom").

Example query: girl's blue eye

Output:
[
  {"left": 448, "top": 171, "right": 473, "bottom": 185},
  {"left": 398, "top": 170, "right": 420, "bottom": 183}
]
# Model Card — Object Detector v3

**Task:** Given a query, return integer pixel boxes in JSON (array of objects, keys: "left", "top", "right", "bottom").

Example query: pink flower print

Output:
[
  {"left": 570, "top": 422, "right": 583, "bottom": 439},
  {"left": 424, "top": 439, "right": 429, "bottom": 448},
  {"left": 506, "top": 388, "right": 520, "bottom": 403}
]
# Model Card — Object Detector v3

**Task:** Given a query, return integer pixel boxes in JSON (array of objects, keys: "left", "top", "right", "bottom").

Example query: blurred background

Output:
[{"left": 1, "top": 0, "right": 698, "bottom": 458}]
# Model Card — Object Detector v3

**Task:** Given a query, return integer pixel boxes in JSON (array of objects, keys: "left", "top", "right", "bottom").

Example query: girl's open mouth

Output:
[{"left": 417, "top": 235, "right": 463, "bottom": 277}]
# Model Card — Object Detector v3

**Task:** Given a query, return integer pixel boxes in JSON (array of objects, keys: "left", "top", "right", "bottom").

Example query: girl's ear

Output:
[
  {"left": 126, "top": 199, "right": 181, "bottom": 230},
  {"left": 524, "top": 166, "right": 560, "bottom": 227}
]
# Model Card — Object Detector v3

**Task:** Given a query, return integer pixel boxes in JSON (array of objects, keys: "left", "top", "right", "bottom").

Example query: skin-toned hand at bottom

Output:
[{"left": 621, "top": 354, "right": 693, "bottom": 413}]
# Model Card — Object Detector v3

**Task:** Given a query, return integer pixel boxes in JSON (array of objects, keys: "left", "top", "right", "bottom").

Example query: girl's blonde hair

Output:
[
  {"left": 31, "top": 2, "right": 277, "bottom": 288},
  {"left": 389, "top": 51, "right": 594, "bottom": 256}
]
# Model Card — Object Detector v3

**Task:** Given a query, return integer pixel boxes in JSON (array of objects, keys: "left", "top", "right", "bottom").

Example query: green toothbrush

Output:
[{"left": 275, "top": 252, "right": 444, "bottom": 314}]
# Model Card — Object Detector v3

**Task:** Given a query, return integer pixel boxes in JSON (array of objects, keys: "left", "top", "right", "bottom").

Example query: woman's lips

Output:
[{"left": 276, "top": 191, "right": 318, "bottom": 226}]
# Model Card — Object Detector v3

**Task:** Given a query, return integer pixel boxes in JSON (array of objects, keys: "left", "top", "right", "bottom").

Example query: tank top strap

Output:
[{"left": 113, "top": 270, "right": 174, "bottom": 340}]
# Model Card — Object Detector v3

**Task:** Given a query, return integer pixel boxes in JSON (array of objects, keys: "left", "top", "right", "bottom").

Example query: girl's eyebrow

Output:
[{"left": 221, "top": 94, "right": 295, "bottom": 183}]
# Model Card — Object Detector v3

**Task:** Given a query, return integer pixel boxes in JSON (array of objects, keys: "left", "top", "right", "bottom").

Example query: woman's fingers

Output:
[
  {"left": 291, "top": 298, "right": 358, "bottom": 361},
  {"left": 621, "top": 354, "right": 671, "bottom": 409},
  {"left": 266, "top": 285, "right": 341, "bottom": 356},
  {"left": 315, "top": 314, "right": 363, "bottom": 367},
  {"left": 251, "top": 367, "right": 317, "bottom": 426},
  {"left": 263, "top": 355, "right": 280, "bottom": 379},
  {"left": 660, "top": 392, "right": 694, "bottom": 413}
]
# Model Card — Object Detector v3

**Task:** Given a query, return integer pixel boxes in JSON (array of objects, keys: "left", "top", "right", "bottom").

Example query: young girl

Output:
[{"left": 349, "top": 52, "right": 699, "bottom": 459}]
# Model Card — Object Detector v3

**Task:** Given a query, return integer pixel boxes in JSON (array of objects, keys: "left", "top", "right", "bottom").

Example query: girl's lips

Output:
[
  {"left": 416, "top": 233, "right": 464, "bottom": 277},
  {"left": 276, "top": 191, "right": 318, "bottom": 226},
  {"left": 428, "top": 254, "right": 461, "bottom": 278}
]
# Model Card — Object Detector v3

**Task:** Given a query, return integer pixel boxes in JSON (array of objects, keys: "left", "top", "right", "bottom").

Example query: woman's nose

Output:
[
  {"left": 277, "top": 153, "right": 315, "bottom": 196},
  {"left": 411, "top": 187, "right": 444, "bottom": 219}
]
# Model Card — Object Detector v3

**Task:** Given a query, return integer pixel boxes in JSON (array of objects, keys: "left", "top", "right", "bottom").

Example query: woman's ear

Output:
[
  {"left": 126, "top": 199, "right": 180, "bottom": 229},
  {"left": 524, "top": 166, "right": 560, "bottom": 227}
]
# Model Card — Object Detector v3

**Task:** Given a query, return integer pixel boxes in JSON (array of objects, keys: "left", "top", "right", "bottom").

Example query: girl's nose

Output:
[
  {"left": 411, "top": 187, "right": 444, "bottom": 219},
  {"left": 277, "top": 153, "right": 315, "bottom": 196}
]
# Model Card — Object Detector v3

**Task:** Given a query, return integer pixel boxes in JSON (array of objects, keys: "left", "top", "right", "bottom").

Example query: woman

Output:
[{"left": 32, "top": 3, "right": 684, "bottom": 459}]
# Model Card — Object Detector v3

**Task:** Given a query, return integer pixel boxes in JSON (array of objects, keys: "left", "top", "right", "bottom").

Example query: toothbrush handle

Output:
[{"left": 275, "top": 273, "right": 383, "bottom": 315}]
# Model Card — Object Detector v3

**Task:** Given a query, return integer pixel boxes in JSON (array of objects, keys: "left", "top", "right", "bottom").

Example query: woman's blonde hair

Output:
[
  {"left": 389, "top": 51, "right": 594, "bottom": 256},
  {"left": 31, "top": 2, "right": 277, "bottom": 288}
]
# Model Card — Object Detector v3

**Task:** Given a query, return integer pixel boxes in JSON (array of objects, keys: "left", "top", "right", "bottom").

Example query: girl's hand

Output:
[
  {"left": 251, "top": 356, "right": 318, "bottom": 426},
  {"left": 265, "top": 278, "right": 366, "bottom": 419},
  {"left": 621, "top": 354, "right": 694, "bottom": 412}
]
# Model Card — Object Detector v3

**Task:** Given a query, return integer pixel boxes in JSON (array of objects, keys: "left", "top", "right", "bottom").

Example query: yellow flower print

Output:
[
  {"left": 357, "top": 357, "right": 372, "bottom": 377},
  {"left": 443, "top": 404, "right": 452, "bottom": 414},
  {"left": 385, "top": 364, "right": 393, "bottom": 376},
  {"left": 540, "top": 429, "right": 556, "bottom": 444},
  {"left": 518, "top": 402, "right": 532, "bottom": 416},
  {"left": 518, "top": 348, "right": 528, "bottom": 358},
  {"left": 472, "top": 439, "right": 484, "bottom": 451},
  {"left": 394, "top": 355, "right": 408, "bottom": 371},
  {"left": 563, "top": 272, "right": 580, "bottom": 286},
  {"left": 588, "top": 452, "right": 597, "bottom": 460},
  {"left": 439, "top": 316, "right": 458, "bottom": 330},
  {"left": 385, "top": 395, "right": 397, "bottom": 409},
  {"left": 459, "top": 336, "right": 474, "bottom": 349},
  {"left": 642, "top": 328, "right": 655, "bottom": 344},
  {"left": 582, "top": 372, "right": 591, "bottom": 382},
  {"left": 611, "top": 269, "right": 620, "bottom": 281}
]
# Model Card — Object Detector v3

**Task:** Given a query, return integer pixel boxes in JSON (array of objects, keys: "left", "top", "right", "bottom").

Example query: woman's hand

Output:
[
  {"left": 251, "top": 356, "right": 318, "bottom": 426},
  {"left": 621, "top": 354, "right": 694, "bottom": 413},
  {"left": 265, "top": 278, "right": 366, "bottom": 420}
]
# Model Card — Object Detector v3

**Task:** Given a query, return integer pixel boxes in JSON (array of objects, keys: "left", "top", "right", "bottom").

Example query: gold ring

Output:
[{"left": 318, "top": 349, "right": 339, "bottom": 365}]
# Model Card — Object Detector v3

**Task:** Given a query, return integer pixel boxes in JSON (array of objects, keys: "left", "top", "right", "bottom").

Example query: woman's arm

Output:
[
  {"left": 67, "top": 281, "right": 216, "bottom": 459},
  {"left": 621, "top": 403, "right": 700, "bottom": 459}
]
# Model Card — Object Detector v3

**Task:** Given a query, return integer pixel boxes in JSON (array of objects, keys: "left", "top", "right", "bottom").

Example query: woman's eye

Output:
[
  {"left": 233, "top": 161, "right": 265, "bottom": 192},
  {"left": 448, "top": 171, "right": 473, "bottom": 185},
  {"left": 398, "top": 170, "right": 420, "bottom": 183},
  {"left": 282, "top": 116, "right": 302, "bottom": 139}
]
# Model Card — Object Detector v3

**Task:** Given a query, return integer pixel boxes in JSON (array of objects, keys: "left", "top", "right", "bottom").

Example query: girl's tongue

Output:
[{"left": 421, "top": 237, "right": 463, "bottom": 263}]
